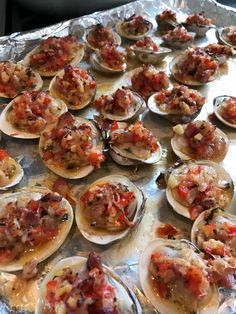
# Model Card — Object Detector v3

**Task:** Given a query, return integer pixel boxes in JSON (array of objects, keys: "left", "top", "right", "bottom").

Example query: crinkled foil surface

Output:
[{"left": 0, "top": 0, "right": 236, "bottom": 313}]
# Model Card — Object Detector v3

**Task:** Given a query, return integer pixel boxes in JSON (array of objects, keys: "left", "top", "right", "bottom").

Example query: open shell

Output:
[
  {"left": 39, "top": 116, "right": 103, "bottom": 179},
  {"left": 0, "top": 61, "right": 43, "bottom": 99},
  {"left": 75, "top": 175, "right": 145, "bottom": 245},
  {"left": 98, "top": 91, "right": 146, "bottom": 121},
  {"left": 22, "top": 43, "right": 84, "bottom": 77},
  {"left": 166, "top": 160, "right": 233, "bottom": 219},
  {"left": 0, "top": 95, "right": 67, "bottom": 139},
  {"left": 130, "top": 45, "right": 171, "bottom": 64},
  {"left": 90, "top": 52, "right": 127, "bottom": 74},
  {"left": 0, "top": 187, "right": 73, "bottom": 272},
  {"left": 213, "top": 95, "right": 236, "bottom": 129},
  {"left": 116, "top": 20, "right": 153, "bottom": 40},
  {"left": 36, "top": 254, "right": 141, "bottom": 314},
  {"left": 0, "top": 155, "right": 24, "bottom": 190},
  {"left": 49, "top": 69, "right": 96, "bottom": 110},
  {"left": 109, "top": 122, "right": 162, "bottom": 166},
  {"left": 139, "top": 238, "right": 219, "bottom": 314},
  {"left": 161, "top": 31, "right": 196, "bottom": 49},
  {"left": 148, "top": 92, "right": 203, "bottom": 124},
  {"left": 83, "top": 28, "right": 121, "bottom": 51},
  {"left": 156, "top": 15, "right": 179, "bottom": 32},
  {"left": 171, "top": 122, "right": 229, "bottom": 162},
  {"left": 184, "top": 23, "right": 212, "bottom": 37},
  {"left": 170, "top": 54, "right": 219, "bottom": 86},
  {"left": 216, "top": 27, "right": 236, "bottom": 49}
]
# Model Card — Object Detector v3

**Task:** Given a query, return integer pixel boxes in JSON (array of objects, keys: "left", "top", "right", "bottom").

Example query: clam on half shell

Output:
[
  {"left": 0, "top": 155, "right": 24, "bottom": 190},
  {"left": 39, "top": 116, "right": 103, "bottom": 179},
  {"left": 184, "top": 23, "right": 212, "bottom": 38},
  {"left": 161, "top": 31, "right": 196, "bottom": 50},
  {"left": 216, "top": 27, "right": 236, "bottom": 49},
  {"left": 75, "top": 175, "right": 145, "bottom": 245},
  {"left": 130, "top": 46, "right": 171, "bottom": 65},
  {"left": 116, "top": 20, "right": 153, "bottom": 41},
  {"left": 170, "top": 54, "right": 219, "bottom": 86},
  {"left": 0, "top": 95, "right": 67, "bottom": 139},
  {"left": 191, "top": 208, "right": 236, "bottom": 250},
  {"left": 90, "top": 52, "right": 127, "bottom": 74},
  {"left": 139, "top": 239, "right": 219, "bottom": 314},
  {"left": 36, "top": 255, "right": 141, "bottom": 314},
  {"left": 109, "top": 122, "right": 162, "bottom": 166},
  {"left": 0, "top": 187, "right": 73, "bottom": 272},
  {"left": 165, "top": 160, "right": 233, "bottom": 219},
  {"left": 213, "top": 95, "right": 236, "bottom": 129},
  {"left": 83, "top": 28, "right": 121, "bottom": 51}
]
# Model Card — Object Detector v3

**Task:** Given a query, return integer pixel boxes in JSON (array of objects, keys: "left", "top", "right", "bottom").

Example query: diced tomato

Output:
[
  {"left": 224, "top": 222, "right": 236, "bottom": 234},
  {"left": 0, "top": 249, "right": 12, "bottom": 262},
  {"left": 45, "top": 228, "right": 58, "bottom": 240},
  {"left": 116, "top": 213, "right": 126, "bottom": 224},
  {"left": 189, "top": 205, "right": 203, "bottom": 220},
  {"left": 202, "top": 223, "right": 216, "bottom": 237},
  {"left": 185, "top": 266, "right": 205, "bottom": 299},
  {"left": 43, "top": 150, "right": 53, "bottom": 161},
  {"left": 177, "top": 184, "right": 189, "bottom": 200},
  {"left": 151, "top": 251, "right": 163, "bottom": 260},
  {"left": 157, "top": 224, "right": 178, "bottom": 238},
  {"left": 155, "top": 280, "right": 168, "bottom": 298},
  {"left": 80, "top": 191, "right": 90, "bottom": 203},
  {"left": 110, "top": 121, "right": 119, "bottom": 132},
  {"left": 28, "top": 199, "right": 39, "bottom": 211},
  {"left": 0, "top": 149, "right": 9, "bottom": 160},
  {"left": 87, "top": 151, "right": 105, "bottom": 168},
  {"left": 204, "top": 245, "right": 226, "bottom": 257}
]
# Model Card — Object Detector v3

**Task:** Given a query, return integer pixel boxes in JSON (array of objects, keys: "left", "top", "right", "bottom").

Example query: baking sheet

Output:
[{"left": 0, "top": 0, "right": 236, "bottom": 313}]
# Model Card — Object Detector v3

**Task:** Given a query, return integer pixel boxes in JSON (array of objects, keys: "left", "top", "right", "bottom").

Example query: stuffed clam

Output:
[
  {"left": 39, "top": 112, "right": 105, "bottom": 179},
  {"left": 156, "top": 9, "right": 179, "bottom": 32},
  {"left": 94, "top": 87, "right": 146, "bottom": 121},
  {"left": 0, "top": 61, "right": 43, "bottom": 98},
  {"left": 116, "top": 14, "right": 153, "bottom": 40},
  {"left": 184, "top": 12, "right": 214, "bottom": 37},
  {"left": 0, "top": 90, "right": 67, "bottom": 139},
  {"left": 216, "top": 26, "right": 236, "bottom": 49},
  {"left": 0, "top": 187, "right": 73, "bottom": 272},
  {"left": 49, "top": 66, "right": 96, "bottom": 110},
  {"left": 161, "top": 27, "right": 195, "bottom": 49},
  {"left": 204, "top": 43, "right": 235, "bottom": 65},
  {"left": 36, "top": 252, "right": 141, "bottom": 314},
  {"left": 108, "top": 121, "right": 162, "bottom": 165},
  {"left": 148, "top": 85, "right": 205, "bottom": 123},
  {"left": 139, "top": 239, "right": 219, "bottom": 314},
  {"left": 213, "top": 95, "right": 236, "bottom": 128},
  {"left": 171, "top": 120, "right": 229, "bottom": 162},
  {"left": 166, "top": 160, "right": 233, "bottom": 220},
  {"left": 75, "top": 175, "right": 145, "bottom": 244},
  {"left": 22, "top": 35, "right": 84, "bottom": 77},
  {"left": 90, "top": 44, "right": 127, "bottom": 74},
  {"left": 0, "top": 149, "right": 23, "bottom": 190}
]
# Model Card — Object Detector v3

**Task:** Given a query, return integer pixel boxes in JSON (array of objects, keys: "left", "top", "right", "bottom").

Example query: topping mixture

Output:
[
  {"left": 185, "top": 12, "right": 213, "bottom": 26},
  {"left": 121, "top": 15, "right": 151, "bottom": 36},
  {"left": 175, "top": 47, "right": 218, "bottom": 83},
  {"left": 154, "top": 85, "right": 205, "bottom": 115},
  {"left": 0, "top": 61, "right": 39, "bottom": 98},
  {"left": 97, "top": 44, "right": 126, "bottom": 70},
  {"left": 110, "top": 121, "right": 159, "bottom": 160},
  {"left": 0, "top": 149, "right": 19, "bottom": 187},
  {"left": 94, "top": 88, "right": 136, "bottom": 116},
  {"left": 204, "top": 43, "right": 233, "bottom": 57},
  {"left": 218, "top": 97, "right": 236, "bottom": 125},
  {"left": 156, "top": 9, "right": 177, "bottom": 23},
  {"left": 54, "top": 66, "right": 96, "bottom": 108},
  {"left": 45, "top": 252, "right": 120, "bottom": 314},
  {"left": 41, "top": 112, "right": 105, "bottom": 170},
  {"left": 8, "top": 90, "right": 65, "bottom": 134},
  {"left": 29, "top": 35, "right": 81, "bottom": 73},
  {"left": 0, "top": 193, "right": 67, "bottom": 263},
  {"left": 162, "top": 26, "right": 193, "bottom": 43},
  {"left": 87, "top": 24, "right": 118, "bottom": 49},
  {"left": 135, "top": 36, "right": 159, "bottom": 51},
  {"left": 131, "top": 64, "right": 169, "bottom": 99},
  {"left": 80, "top": 182, "right": 136, "bottom": 230}
]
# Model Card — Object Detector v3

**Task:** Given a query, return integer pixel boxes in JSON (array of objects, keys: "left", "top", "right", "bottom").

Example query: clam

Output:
[
  {"left": 171, "top": 120, "right": 229, "bottom": 162},
  {"left": 36, "top": 253, "right": 141, "bottom": 314},
  {"left": 139, "top": 239, "right": 219, "bottom": 314},
  {"left": 116, "top": 15, "right": 153, "bottom": 40},
  {"left": 94, "top": 87, "right": 146, "bottom": 121},
  {"left": 75, "top": 175, "right": 145, "bottom": 245},
  {"left": 22, "top": 35, "right": 84, "bottom": 77},
  {"left": 49, "top": 66, "right": 96, "bottom": 110},
  {"left": 39, "top": 112, "right": 104, "bottom": 179},
  {"left": 213, "top": 95, "right": 236, "bottom": 129},
  {"left": 203, "top": 43, "right": 235, "bottom": 65},
  {"left": 161, "top": 27, "right": 196, "bottom": 49},
  {"left": 183, "top": 12, "right": 214, "bottom": 37},
  {"left": 148, "top": 85, "right": 205, "bottom": 123},
  {"left": 165, "top": 160, "right": 233, "bottom": 220},
  {"left": 0, "top": 187, "right": 73, "bottom": 272},
  {"left": 83, "top": 24, "right": 121, "bottom": 51},
  {"left": 108, "top": 121, "right": 162, "bottom": 166},
  {"left": 0, "top": 61, "right": 43, "bottom": 99},
  {"left": 216, "top": 26, "right": 236, "bottom": 49},
  {"left": 0, "top": 91, "right": 67, "bottom": 139},
  {"left": 155, "top": 9, "right": 179, "bottom": 32}
]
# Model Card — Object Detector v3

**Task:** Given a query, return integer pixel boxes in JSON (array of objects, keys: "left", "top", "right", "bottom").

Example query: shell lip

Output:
[
  {"left": 165, "top": 160, "right": 234, "bottom": 220},
  {"left": 130, "top": 45, "right": 171, "bottom": 55},
  {"left": 0, "top": 158, "right": 24, "bottom": 190},
  {"left": 115, "top": 20, "right": 153, "bottom": 40},
  {"left": 170, "top": 53, "right": 219, "bottom": 86},
  {"left": 213, "top": 95, "right": 236, "bottom": 129},
  {"left": 216, "top": 27, "right": 236, "bottom": 49},
  {"left": 83, "top": 28, "right": 121, "bottom": 51},
  {"left": 90, "top": 53, "right": 127, "bottom": 74},
  {"left": 75, "top": 174, "right": 146, "bottom": 245}
]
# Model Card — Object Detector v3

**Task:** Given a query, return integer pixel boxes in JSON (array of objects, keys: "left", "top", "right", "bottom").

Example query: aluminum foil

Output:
[{"left": 0, "top": 0, "right": 236, "bottom": 313}]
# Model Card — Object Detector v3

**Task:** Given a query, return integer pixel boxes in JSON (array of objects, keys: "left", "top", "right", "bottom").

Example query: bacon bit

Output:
[
  {"left": 52, "top": 178, "right": 77, "bottom": 208},
  {"left": 156, "top": 224, "right": 178, "bottom": 239},
  {"left": 208, "top": 112, "right": 217, "bottom": 122},
  {"left": 21, "top": 258, "right": 38, "bottom": 280}
]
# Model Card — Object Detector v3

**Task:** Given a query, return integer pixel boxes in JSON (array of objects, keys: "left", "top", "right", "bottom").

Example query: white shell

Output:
[
  {"left": 90, "top": 52, "right": 127, "bottom": 74},
  {"left": 170, "top": 53, "right": 219, "bottom": 86},
  {"left": 116, "top": 20, "right": 153, "bottom": 40},
  {"left": 130, "top": 46, "right": 171, "bottom": 64},
  {"left": 213, "top": 95, "right": 236, "bottom": 129},
  {"left": 0, "top": 95, "right": 67, "bottom": 139},
  {"left": 139, "top": 239, "right": 219, "bottom": 314},
  {"left": 75, "top": 175, "right": 145, "bottom": 245},
  {"left": 0, "top": 187, "right": 73, "bottom": 272},
  {"left": 185, "top": 24, "right": 212, "bottom": 37},
  {"left": 36, "top": 255, "right": 141, "bottom": 314},
  {"left": 0, "top": 156, "right": 24, "bottom": 190},
  {"left": 39, "top": 116, "right": 103, "bottom": 179},
  {"left": 216, "top": 27, "right": 236, "bottom": 49},
  {"left": 162, "top": 31, "right": 196, "bottom": 49},
  {"left": 49, "top": 69, "right": 96, "bottom": 110},
  {"left": 22, "top": 43, "right": 84, "bottom": 77},
  {"left": 83, "top": 28, "right": 121, "bottom": 51},
  {"left": 171, "top": 123, "right": 229, "bottom": 162},
  {"left": 166, "top": 160, "right": 233, "bottom": 219}
]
